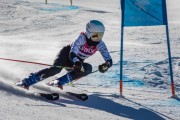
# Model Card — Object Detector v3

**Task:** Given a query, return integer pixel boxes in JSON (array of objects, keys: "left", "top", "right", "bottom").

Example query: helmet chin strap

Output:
[{"left": 86, "top": 37, "right": 100, "bottom": 46}]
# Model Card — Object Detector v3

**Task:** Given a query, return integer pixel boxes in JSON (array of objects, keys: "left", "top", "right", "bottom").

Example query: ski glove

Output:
[
  {"left": 98, "top": 60, "right": 112, "bottom": 73},
  {"left": 98, "top": 63, "right": 109, "bottom": 73},
  {"left": 73, "top": 61, "right": 83, "bottom": 74}
]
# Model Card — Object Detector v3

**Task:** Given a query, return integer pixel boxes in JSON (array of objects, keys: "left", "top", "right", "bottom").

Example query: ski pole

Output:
[
  {"left": 0, "top": 57, "right": 73, "bottom": 70},
  {"left": 0, "top": 57, "right": 99, "bottom": 73},
  {"left": 90, "top": 70, "right": 98, "bottom": 74},
  {"left": 68, "top": 69, "right": 98, "bottom": 86}
]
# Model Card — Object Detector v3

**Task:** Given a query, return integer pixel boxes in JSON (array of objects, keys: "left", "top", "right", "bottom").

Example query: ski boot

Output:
[
  {"left": 47, "top": 73, "right": 73, "bottom": 90},
  {"left": 46, "top": 80, "right": 63, "bottom": 90},
  {"left": 16, "top": 73, "right": 41, "bottom": 90},
  {"left": 16, "top": 80, "right": 29, "bottom": 90}
]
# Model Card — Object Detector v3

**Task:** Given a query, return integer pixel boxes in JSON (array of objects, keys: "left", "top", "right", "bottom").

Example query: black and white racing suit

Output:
[{"left": 34, "top": 33, "right": 112, "bottom": 85}]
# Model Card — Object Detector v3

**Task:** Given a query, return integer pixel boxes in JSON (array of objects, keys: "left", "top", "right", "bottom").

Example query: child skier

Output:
[{"left": 16, "top": 20, "right": 113, "bottom": 90}]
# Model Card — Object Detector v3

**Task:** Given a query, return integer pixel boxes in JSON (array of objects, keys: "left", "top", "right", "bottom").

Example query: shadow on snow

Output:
[{"left": 57, "top": 93, "right": 173, "bottom": 120}]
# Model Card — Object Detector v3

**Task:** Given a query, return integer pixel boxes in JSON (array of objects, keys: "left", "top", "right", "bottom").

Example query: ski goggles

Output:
[{"left": 90, "top": 32, "right": 104, "bottom": 42}]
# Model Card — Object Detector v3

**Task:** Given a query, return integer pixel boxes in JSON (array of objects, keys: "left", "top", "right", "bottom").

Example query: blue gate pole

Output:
[
  {"left": 120, "top": 0, "right": 125, "bottom": 96},
  {"left": 163, "top": 0, "right": 175, "bottom": 97}
]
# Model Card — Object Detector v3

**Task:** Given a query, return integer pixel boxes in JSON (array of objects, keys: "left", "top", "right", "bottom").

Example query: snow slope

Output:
[{"left": 0, "top": 0, "right": 179, "bottom": 120}]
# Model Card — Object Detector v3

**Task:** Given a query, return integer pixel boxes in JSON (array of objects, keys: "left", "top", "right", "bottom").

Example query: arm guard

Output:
[{"left": 69, "top": 52, "right": 80, "bottom": 63}]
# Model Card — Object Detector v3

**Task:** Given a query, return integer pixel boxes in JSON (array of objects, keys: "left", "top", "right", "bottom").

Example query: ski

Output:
[
  {"left": 66, "top": 92, "right": 88, "bottom": 101},
  {"left": 33, "top": 84, "right": 89, "bottom": 101},
  {"left": 38, "top": 92, "right": 88, "bottom": 101},
  {"left": 14, "top": 83, "right": 88, "bottom": 101},
  {"left": 38, "top": 93, "right": 59, "bottom": 101}
]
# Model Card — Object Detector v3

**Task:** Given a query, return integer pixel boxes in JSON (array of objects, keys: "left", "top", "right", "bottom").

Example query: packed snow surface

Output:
[{"left": 0, "top": 0, "right": 179, "bottom": 120}]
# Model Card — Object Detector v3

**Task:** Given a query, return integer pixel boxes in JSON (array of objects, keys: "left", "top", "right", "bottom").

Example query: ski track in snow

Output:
[{"left": 0, "top": 79, "right": 41, "bottom": 100}]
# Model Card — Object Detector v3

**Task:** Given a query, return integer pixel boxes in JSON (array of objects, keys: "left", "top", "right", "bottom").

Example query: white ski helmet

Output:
[{"left": 86, "top": 20, "right": 105, "bottom": 41}]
